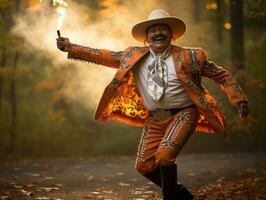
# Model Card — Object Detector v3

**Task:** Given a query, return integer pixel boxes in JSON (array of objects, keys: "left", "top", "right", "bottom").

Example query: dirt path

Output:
[{"left": 0, "top": 153, "right": 265, "bottom": 200}]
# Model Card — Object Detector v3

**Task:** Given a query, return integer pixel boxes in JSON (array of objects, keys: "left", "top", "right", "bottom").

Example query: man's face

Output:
[{"left": 146, "top": 24, "right": 173, "bottom": 54}]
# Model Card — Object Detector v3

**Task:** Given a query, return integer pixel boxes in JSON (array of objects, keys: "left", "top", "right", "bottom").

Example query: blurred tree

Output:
[
  {"left": 0, "top": 0, "right": 11, "bottom": 113},
  {"left": 9, "top": 51, "right": 19, "bottom": 153},
  {"left": 0, "top": 0, "right": 22, "bottom": 153},
  {"left": 230, "top": 0, "right": 245, "bottom": 71},
  {"left": 0, "top": 45, "right": 7, "bottom": 111},
  {"left": 9, "top": 0, "right": 21, "bottom": 153},
  {"left": 245, "top": 0, "right": 265, "bottom": 25},
  {"left": 216, "top": 0, "right": 225, "bottom": 43}
]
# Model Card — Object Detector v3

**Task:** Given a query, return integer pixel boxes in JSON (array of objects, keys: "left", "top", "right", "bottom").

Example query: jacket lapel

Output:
[
  {"left": 172, "top": 46, "right": 225, "bottom": 134},
  {"left": 113, "top": 47, "right": 150, "bottom": 81}
]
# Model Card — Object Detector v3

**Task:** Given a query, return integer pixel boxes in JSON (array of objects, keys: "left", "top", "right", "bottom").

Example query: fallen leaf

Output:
[
  {"left": 54, "top": 183, "right": 63, "bottom": 187},
  {"left": 131, "top": 190, "right": 143, "bottom": 195},
  {"left": 188, "top": 172, "right": 195, "bottom": 176},
  {"left": 35, "top": 197, "right": 51, "bottom": 200},
  {"left": 84, "top": 192, "right": 93, "bottom": 198},
  {"left": 90, "top": 191, "right": 100, "bottom": 195},
  {"left": 87, "top": 176, "right": 94, "bottom": 181},
  {"left": 0, "top": 196, "right": 10, "bottom": 200},
  {"left": 143, "top": 191, "right": 154, "bottom": 194},
  {"left": 44, "top": 177, "right": 54, "bottom": 180},
  {"left": 25, "top": 183, "right": 36, "bottom": 188},
  {"left": 20, "top": 189, "right": 33, "bottom": 196},
  {"left": 37, "top": 187, "right": 59, "bottom": 192},
  {"left": 116, "top": 172, "right": 124, "bottom": 176},
  {"left": 118, "top": 182, "right": 130, "bottom": 186},
  {"left": 102, "top": 190, "right": 113, "bottom": 194},
  {"left": 13, "top": 184, "right": 23, "bottom": 189},
  {"left": 31, "top": 173, "right": 41, "bottom": 177}
]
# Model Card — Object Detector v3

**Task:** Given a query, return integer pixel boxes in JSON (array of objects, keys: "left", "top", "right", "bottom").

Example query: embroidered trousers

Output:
[{"left": 135, "top": 107, "right": 199, "bottom": 175}]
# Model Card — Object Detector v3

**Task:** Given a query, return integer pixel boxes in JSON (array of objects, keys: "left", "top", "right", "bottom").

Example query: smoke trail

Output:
[{"left": 11, "top": 0, "right": 179, "bottom": 109}]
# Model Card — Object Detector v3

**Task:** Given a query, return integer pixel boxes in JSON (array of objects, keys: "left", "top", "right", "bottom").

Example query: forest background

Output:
[{"left": 0, "top": 0, "right": 265, "bottom": 158}]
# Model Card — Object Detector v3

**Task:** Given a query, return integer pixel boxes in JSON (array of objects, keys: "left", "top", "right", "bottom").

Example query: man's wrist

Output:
[
  {"left": 236, "top": 100, "right": 248, "bottom": 107},
  {"left": 65, "top": 42, "right": 72, "bottom": 52}
]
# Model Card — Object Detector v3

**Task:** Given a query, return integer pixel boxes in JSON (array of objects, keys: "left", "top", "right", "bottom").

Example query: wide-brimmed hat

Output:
[{"left": 131, "top": 9, "right": 186, "bottom": 43}]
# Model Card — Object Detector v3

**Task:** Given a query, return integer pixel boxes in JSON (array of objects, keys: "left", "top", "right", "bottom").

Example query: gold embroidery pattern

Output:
[
  {"left": 160, "top": 111, "right": 194, "bottom": 149},
  {"left": 136, "top": 119, "right": 151, "bottom": 162},
  {"left": 68, "top": 44, "right": 103, "bottom": 64},
  {"left": 103, "top": 71, "right": 149, "bottom": 125}
]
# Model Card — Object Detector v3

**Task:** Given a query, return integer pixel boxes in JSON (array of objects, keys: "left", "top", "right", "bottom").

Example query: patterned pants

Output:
[{"left": 135, "top": 107, "right": 199, "bottom": 175}]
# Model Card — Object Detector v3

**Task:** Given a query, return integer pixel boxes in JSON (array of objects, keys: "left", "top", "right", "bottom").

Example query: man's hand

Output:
[
  {"left": 56, "top": 37, "right": 71, "bottom": 52},
  {"left": 236, "top": 101, "right": 249, "bottom": 120}
]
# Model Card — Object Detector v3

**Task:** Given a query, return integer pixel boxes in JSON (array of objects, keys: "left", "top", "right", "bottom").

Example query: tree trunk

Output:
[
  {"left": 216, "top": 0, "right": 224, "bottom": 43},
  {"left": 7, "top": 0, "right": 21, "bottom": 154},
  {"left": 0, "top": 45, "right": 7, "bottom": 112},
  {"left": 9, "top": 51, "right": 19, "bottom": 153},
  {"left": 230, "top": 0, "right": 245, "bottom": 70}
]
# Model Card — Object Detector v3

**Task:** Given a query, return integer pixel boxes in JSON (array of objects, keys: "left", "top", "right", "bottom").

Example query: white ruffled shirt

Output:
[{"left": 133, "top": 47, "right": 194, "bottom": 111}]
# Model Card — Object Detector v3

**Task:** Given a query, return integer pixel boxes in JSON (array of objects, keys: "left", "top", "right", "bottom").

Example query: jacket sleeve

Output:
[
  {"left": 197, "top": 48, "right": 248, "bottom": 106},
  {"left": 67, "top": 43, "right": 124, "bottom": 69}
]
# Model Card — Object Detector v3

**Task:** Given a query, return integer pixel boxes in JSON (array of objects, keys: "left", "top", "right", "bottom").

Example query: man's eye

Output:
[{"left": 160, "top": 28, "right": 167, "bottom": 31}]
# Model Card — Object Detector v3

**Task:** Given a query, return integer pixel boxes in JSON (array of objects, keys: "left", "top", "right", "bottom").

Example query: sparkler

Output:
[
  {"left": 39, "top": 0, "right": 67, "bottom": 37},
  {"left": 53, "top": 0, "right": 68, "bottom": 38},
  {"left": 57, "top": 30, "right": 61, "bottom": 37}
]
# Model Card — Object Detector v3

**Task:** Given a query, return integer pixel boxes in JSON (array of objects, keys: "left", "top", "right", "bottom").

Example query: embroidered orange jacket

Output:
[{"left": 67, "top": 44, "right": 247, "bottom": 139}]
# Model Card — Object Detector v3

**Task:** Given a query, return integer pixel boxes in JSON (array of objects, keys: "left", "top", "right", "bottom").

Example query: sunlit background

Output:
[{"left": 0, "top": 0, "right": 265, "bottom": 158}]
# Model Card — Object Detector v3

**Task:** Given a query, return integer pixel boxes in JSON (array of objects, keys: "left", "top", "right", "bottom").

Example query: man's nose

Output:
[{"left": 154, "top": 28, "right": 162, "bottom": 35}]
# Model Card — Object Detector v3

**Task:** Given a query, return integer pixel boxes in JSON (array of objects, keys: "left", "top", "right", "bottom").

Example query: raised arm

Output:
[
  {"left": 56, "top": 37, "right": 123, "bottom": 69},
  {"left": 196, "top": 48, "right": 249, "bottom": 120}
]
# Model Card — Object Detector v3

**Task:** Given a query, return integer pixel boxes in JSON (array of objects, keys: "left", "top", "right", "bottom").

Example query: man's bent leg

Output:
[
  {"left": 155, "top": 107, "right": 199, "bottom": 200},
  {"left": 135, "top": 117, "right": 173, "bottom": 182},
  {"left": 155, "top": 107, "right": 198, "bottom": 165}
]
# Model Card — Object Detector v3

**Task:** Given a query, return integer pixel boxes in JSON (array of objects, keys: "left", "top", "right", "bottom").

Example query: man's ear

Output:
[
  {"left": 145, "top": 34, "right": 149, "bottom": 42},
  {"left": 172, "top": 35, "right": 176, "bottom": 41},
  {"left": 145, "top": 35, "right": 150, "bottom": 44},
  {"left": 144, "top": 39, "right": 149, "bottom": 47}
]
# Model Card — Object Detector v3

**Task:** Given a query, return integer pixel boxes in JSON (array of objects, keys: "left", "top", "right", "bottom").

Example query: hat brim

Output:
[{"left": 131, "top": 17, "right": 186, "bottom": 43}]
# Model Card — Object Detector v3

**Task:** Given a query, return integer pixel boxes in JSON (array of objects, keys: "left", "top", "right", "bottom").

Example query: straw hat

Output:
[{"left": 131, "top": 9, "right": 186, "bottom": 43}]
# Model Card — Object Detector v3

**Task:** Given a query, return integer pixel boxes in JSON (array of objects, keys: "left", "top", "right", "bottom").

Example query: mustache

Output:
[{"left": 151, "top": 34, "right": 167, "bottom": 41}]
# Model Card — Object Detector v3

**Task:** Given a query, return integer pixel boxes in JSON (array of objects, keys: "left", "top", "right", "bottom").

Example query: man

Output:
[{"left": 57, "top": 9, "right": 249, "bottom": 200}]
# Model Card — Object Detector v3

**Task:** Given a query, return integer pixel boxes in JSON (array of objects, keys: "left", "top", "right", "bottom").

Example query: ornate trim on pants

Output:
[{"left": 135, "top": 107, "right": 199, "bottom": 174}]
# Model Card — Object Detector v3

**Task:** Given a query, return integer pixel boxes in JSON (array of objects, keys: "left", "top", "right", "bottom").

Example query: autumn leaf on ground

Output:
[{"left": 20, "top": 189, "right": 33, "bottom": 196}]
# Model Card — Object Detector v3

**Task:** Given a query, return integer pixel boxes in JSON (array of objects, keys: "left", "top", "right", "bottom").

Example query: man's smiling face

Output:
[{"left": 146, "top": 23, "right": 173, "bottom": 54}]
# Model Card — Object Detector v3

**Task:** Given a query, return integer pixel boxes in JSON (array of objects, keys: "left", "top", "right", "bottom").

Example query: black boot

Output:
[
  {"left": 160, "top": 164, "right": 178, "bottom": 200},
  {"left": 143, "top": 166, "right": 194, "bottom": 200},
  {"left": 176, "top": 185, "right": 194, "bottom": 200},
  {"left": 143, "top": 166, "right": 182, "bottom": 188},
  {"left": 143, "top": 166, "right": 162, "bottom": 186}
]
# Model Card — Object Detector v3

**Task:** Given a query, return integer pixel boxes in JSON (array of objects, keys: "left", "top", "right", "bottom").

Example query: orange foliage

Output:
[{"left": 27, "top": 0, "right": 42, "bottom": 10}]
